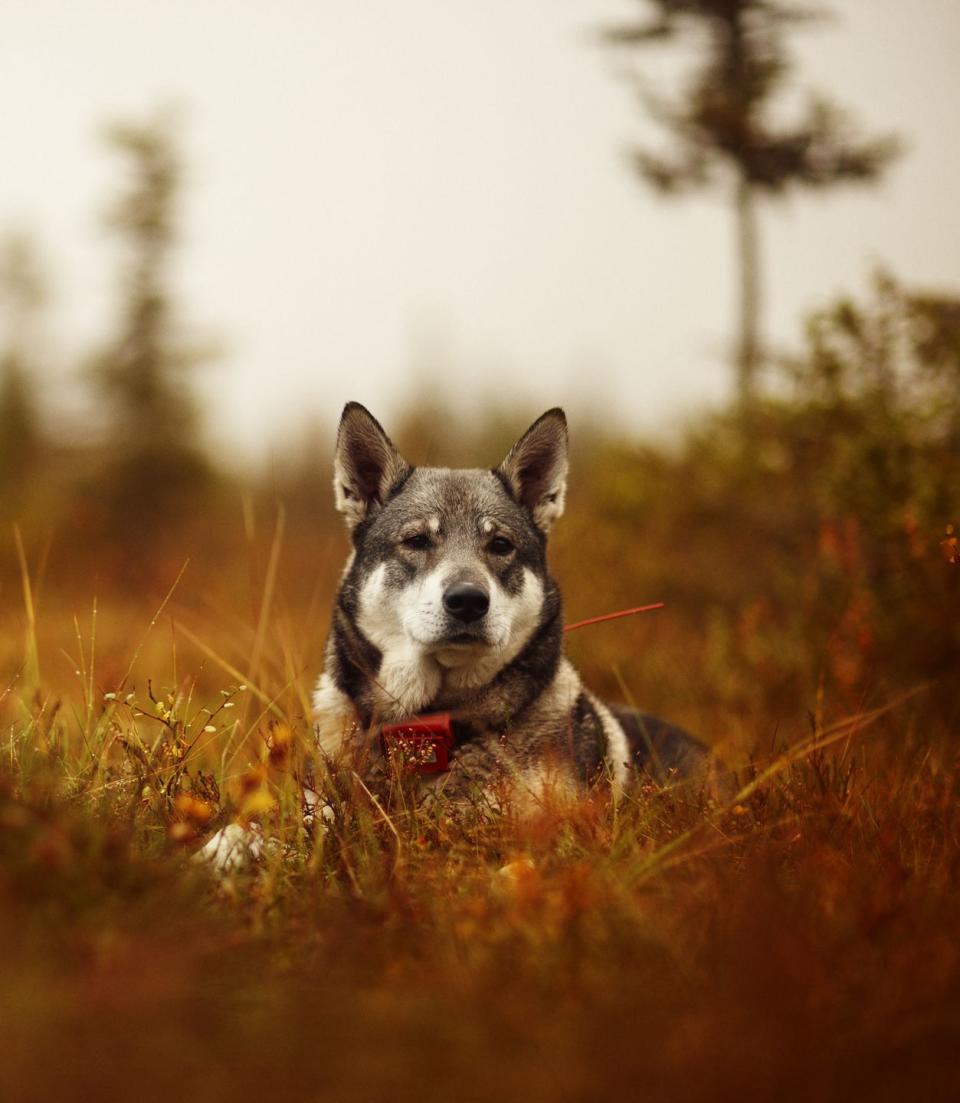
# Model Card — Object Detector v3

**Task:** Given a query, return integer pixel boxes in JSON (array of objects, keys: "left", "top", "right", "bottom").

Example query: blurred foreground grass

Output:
[{"left": 0, "top": 623, "right": 957, "bottom": 1101}]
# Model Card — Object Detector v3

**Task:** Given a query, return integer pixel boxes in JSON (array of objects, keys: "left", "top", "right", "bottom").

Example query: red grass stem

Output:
[{"left": 564, "top": 603, "right": 665, "bottom": 634}]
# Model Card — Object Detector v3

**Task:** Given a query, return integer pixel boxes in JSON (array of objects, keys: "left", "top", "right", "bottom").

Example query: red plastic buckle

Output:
[{"left": 380, "top": 712, "right": 454, "bottom": 774}]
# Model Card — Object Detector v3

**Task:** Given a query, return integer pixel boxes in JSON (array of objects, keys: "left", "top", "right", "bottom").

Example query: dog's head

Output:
[{"left": 333, "top": 402, "right": 567, "bottom": 677}]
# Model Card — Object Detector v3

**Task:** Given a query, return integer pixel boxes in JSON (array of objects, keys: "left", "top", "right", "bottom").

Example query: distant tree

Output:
[
  {"left": 91, "top": 113, "right": 206, "bottom": 447},
  {"left": 602, "top": 1, "right": 901, "bottom": 404},
  {"left": 0, "top": 234, "right": 45, "bottom": 508},
  {"left": 87, "top": 112, "right": 215, "bottom": 559}
]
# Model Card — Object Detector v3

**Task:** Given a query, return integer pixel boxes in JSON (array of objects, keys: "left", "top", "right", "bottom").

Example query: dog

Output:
[
  {"left": 199, "top": 402, "right": 708, "bottom": 868},
  {"left": 311, "top": 402, "right": 707, "bottom": 811}
]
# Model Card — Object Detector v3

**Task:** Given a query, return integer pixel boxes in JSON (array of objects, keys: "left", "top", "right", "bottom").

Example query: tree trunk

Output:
[{"left": 735, "top": 174, "right": 761, "bottom": 406}]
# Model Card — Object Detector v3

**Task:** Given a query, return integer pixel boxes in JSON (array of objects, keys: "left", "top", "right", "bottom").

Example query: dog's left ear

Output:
[
  {"left": 497, "top": 408, "right": 568, "bottom": 533},
  {"left": 334, "top": 402, "right": 411, "bottom": 529}
]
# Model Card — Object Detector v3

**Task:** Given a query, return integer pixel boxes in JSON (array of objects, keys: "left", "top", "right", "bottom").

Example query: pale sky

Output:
[{"left": 3, "top": 1, "right": 960, "bottom": 459}]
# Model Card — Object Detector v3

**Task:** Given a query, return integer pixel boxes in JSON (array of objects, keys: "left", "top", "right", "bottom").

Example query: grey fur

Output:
[{"left": 314, "top": 403, "right": 709, "bottom": 812}]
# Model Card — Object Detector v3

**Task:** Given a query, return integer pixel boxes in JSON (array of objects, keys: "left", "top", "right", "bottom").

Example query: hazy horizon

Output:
[{"left": 3, "top": 0, "right": 960, "bottom": 459}]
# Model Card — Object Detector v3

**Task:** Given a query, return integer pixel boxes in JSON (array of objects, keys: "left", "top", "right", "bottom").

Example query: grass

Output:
[
  {"left": 0, "top": 268, "right": 956, "bottom": 1098},
  {"left": 0, "top": 530, "right": 957, "bottom": 1103},
  {"left": 2, "top": 342, "right": 959, "bottom": 1100}
]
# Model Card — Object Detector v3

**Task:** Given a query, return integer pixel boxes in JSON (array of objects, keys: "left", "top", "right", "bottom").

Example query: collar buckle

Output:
[{"left": 380, "top": 712, "right": 454, "bottom": 774}]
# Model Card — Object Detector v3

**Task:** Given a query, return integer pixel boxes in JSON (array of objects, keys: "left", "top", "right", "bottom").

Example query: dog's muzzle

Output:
[{"left": 442, "top": 581, "right": 489, "bottom": 623}]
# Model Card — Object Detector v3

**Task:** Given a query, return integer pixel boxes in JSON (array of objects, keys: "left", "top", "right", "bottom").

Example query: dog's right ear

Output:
[{"left": 333, "top": 403, "right": 411, "bottom": 529}]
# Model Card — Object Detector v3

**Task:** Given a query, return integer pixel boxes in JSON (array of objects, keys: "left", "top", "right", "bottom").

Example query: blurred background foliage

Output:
[
  {"left": 564, "top": 273, "right": 960, "bottom": 730},
  {"left": 0, "top": 57, "right": 955, "bottom": 756}
]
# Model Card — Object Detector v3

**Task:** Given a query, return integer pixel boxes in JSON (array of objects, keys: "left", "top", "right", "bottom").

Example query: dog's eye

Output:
[
  {"left": 488, "top": 536, "right": 514, "bottom": 556},
  {"left": 401, "top": 533, "right": 432, "bottom": 551}
]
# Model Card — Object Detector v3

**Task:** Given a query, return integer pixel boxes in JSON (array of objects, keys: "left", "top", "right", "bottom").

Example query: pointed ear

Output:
[
  {"left": 333, "top": 402, "right": 410, "bottom": 529},
  {"left": 496, "top": 408, "right": 568, "bottom": 533}
]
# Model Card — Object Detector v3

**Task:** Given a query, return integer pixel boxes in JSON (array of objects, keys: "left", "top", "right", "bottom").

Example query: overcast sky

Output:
[{"left": 3, "top": 0, "right": 959, "bottom": 458}]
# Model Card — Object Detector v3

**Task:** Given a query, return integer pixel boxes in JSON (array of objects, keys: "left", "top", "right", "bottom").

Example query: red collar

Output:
[
  {"left": 377, "top": 604, "right": 665, "bottom": 776},
  {"left": 380, "top": 712, "right": 454, "bottom": 774}
]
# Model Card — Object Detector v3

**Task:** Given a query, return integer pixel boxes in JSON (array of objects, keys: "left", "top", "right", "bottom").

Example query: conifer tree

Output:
[
  {"left": 91, "top": 114, "right": 204, "bottom": 448},
  {"left": 603, "top": 1, "right": 900, "bottom": 404},
  {"left": 88, "top": 113, "right": 213, "bottom": 549},
  {"left": 0, "top": 235, "right": 45, "bottom": 508}
]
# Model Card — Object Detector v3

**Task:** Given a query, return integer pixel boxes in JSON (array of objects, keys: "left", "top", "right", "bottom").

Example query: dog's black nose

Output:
[{"left": 443, "top": 581, "right": 490, "bottom": 623}]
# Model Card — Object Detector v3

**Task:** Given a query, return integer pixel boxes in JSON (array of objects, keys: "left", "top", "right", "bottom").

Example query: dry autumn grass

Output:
[{"left": 0, "top": 469, "right": 957, "bottom": 1103}]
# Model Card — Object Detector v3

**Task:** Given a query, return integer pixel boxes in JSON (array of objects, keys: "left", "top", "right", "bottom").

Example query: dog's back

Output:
[{"left": 610, "top": 707, "right": 708, "bottom": 782}]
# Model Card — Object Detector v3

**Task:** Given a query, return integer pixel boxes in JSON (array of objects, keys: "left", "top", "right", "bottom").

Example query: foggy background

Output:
[{"left": 3, "top": 0, "right": 959, "bottom": 459}]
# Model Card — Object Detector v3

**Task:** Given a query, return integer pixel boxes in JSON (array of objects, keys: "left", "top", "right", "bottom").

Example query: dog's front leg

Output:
[{"left": 194, "top": 822, "right": 267, "bottom": 872}]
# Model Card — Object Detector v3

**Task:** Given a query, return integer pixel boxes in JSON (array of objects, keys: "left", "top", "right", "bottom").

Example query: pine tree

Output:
[
  {"left": 91, "top": 113, "right": 204, "bottom": 447},
  {"left": 0, "top": 235, "right": 45, "bottom": 509},
  {"left": 602, "top": 1, "right": 900, "bottom": 404},
  {"left": 88, "top": 112, "right": 214, "bottom": 553}
]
